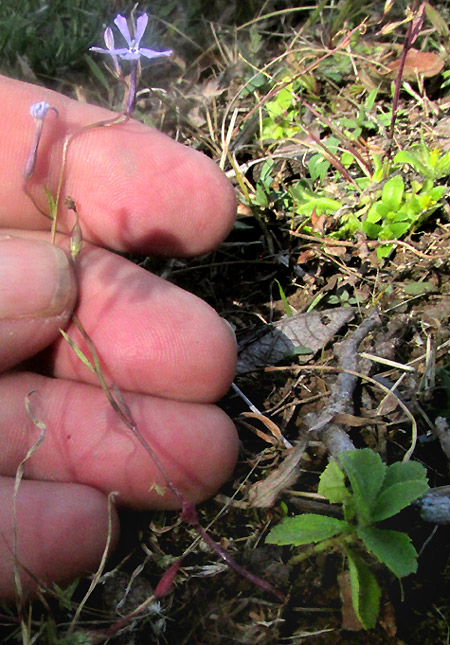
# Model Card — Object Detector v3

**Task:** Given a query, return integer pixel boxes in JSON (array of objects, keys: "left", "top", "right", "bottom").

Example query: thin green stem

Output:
[
  {"left": 51, "top": 113, "right": 130, "bottom": 243},
  {"left": 288, "top": 533, "right": 357, "bottom": 566}
]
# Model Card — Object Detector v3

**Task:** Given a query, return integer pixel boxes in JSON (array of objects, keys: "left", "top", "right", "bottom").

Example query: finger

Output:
[
  {"left": 1, "top": 75, "right": 236, "bottom": 255},
  {"left": 52, "top": 242, "right": 237, "bottom": 401},
  {"left": 5, "top": 229, "right": 236, "bottom": 402},
  {"left": 0, "top": 237, "right": 77, "bottom": 372},
  {"left": 0, "top": 372, "right": 240, "bottom": 510},
  {"left": 0, "top": 477, "right": 118, "bottom": 600}
]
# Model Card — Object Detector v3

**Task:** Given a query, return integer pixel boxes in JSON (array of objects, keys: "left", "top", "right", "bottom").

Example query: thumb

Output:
[{"left": 0, "top": 236, "right": 77, "bottom": 372}]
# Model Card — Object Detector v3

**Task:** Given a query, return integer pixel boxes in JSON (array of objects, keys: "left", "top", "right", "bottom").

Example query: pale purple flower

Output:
[
  {"left": 24, "top": 102, "right": 58, "bottom": 180},
  {"left": 29, "top": 101, "right": 58, "bottom": 121},
  {"left": 90, "top": 13, "right": 172, "bottom": 62},
  {"left": 30, "top": 101, "right": 51, "bottom": 119},
  {"left": 90, "top": 13, "right": 172, "bottom": 116}
]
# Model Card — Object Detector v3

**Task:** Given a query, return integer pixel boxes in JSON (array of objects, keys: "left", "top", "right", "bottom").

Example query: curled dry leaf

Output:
[
  {"left": 323, "top": 245, "right": 347, "bottom": 257},
  {"left": 248, "top": 439, "right": 308, "bottom": 508},
  {"left": 297, "top": 249, "right": 316, "bottom": 264},
  {"left": 240, "top": 412, "right": 286, "bottom": 446},
  {"left": 311, "top": 209, "right": 328, "bottom": 235}
]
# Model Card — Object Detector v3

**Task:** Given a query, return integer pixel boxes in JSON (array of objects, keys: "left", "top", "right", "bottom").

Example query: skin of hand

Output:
[{"left": 0, "top": 75, "right": 239, "bottom": 600}]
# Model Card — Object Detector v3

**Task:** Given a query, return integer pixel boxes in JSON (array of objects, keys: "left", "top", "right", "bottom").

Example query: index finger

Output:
[{"left": 0, "top": 75, "right": 236, "bottom": 255}]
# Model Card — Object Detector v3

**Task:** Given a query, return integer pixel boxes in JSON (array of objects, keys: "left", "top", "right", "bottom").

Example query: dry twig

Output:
[{"left": 304, "top": 308, "right": 382, "bottom": 456}]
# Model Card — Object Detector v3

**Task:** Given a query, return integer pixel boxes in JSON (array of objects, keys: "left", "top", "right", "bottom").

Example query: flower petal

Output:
[
  {"left": 114, "top": 14, "right": 132, "bottom": 45},
  {"left": 30, "top": 101, "right": 51, "bottom": 120},
  {"left": 139, "top": 48, "right": 172, "bottom": 60},
  {"left": 103, "top": 26, "right": 115, "bottom": 50},
  {"left": 89, "top": 46, "right": 111, "bottom": 54},
  {"left": 134, "top": 14, "right": 149, "bottom": 46}
]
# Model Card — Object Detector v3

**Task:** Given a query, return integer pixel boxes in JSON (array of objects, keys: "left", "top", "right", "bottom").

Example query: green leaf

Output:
[
  {"left": 293, "top": 190, "right": 342, "bottom": 216},
  {"left": 365, "top": 87, "right": 379, "bottom": 111},
  {"left": 308, "top": 154, "right": 330, "bottom": 183},
  {"left": 362, "top": 220, "right": 381, "bottom": 238},
  {"left": 346, "top": 549, "right": 381, "bottom": 629},
  {"left": 275, "top": 279, "right": 294, "bottom": 316},
  {"left": 394, "top": 150, "right": 430, "bottom": 177},
  {"left": 389, "top": 221, "right": 411, "bottom": 238},
  {"left": 318, "top": 460, "right": 351, "bottom": 505},
  {"left": 370, "top": 461, "right": 429, "bottom": 522},
  {"left": 381, "top": 175, "right": 404, "bottom": 211},
  {"left": 59, "top": 329, "right": 95, "bottom": 374},
  {"left": 44, "top": 187, "right": 57, "bottom": 220},
  {"left": 357, "top": 526, "right": 418, "bottom": 577},
  {"left": 254, "top": 183, "right": 269, "bottom": 207},
  {"left": 391, "top": 211, "right": 409, "bottom": 223},
  {"left": 340, "top": 151, "right": 354, "bottom": 167},
  {"left": 382, "top": 460, "right": 428, "bottom": 489},
  {"left": 339, "top": 450, "right": 386, "bottom": 526},
  {"left": 429, "top": 185, "right": 446, "bottom": 200},
  {"left": 291, "top": 345, "right": 314, "bottom": 356},
  {"left": 276, "top": 86, "right": 295, "bottom": 110},
  {"left": 425, "top": 2, "right": 450, "bottom": 38},
  {"left": 259, "top": 159, "right": 275, "bottom": 186},
  {"left": 371, "top": 481, "right": 429, "bottom": 522},
  {"left": 403, "top": 281, "right": 436, "bottom": 296},
  {"left": 266, "top": 514, "right": 352, "bottom": 546},
  {"left": 376, "top": 244, "right": 393, "bottom": 259},
  {"left": 373, "top": 201, "right": 390, "bottom": 219}
]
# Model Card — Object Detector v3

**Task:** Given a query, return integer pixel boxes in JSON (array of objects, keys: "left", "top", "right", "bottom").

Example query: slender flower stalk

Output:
[
  {"left": 126, "top": 59, "right": 139, "bottom": 115},
  {"left": 90, "top": 13, "right": 172, "bottom": 116},
  {"left": 23, "top": 101, "right": 58, "bottom": 181}
]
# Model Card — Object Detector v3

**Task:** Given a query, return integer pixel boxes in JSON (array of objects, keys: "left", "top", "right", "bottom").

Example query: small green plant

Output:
[
  {"left": 256, "top": 54, "right": 450, "bottom": 258},
  {"left": 261, "top": 79, "right": 302, "bottom": 141},
  {"left": 327, "top": 287, "right": 362, "bottom": 307},
  {"left": 394, "top": 144, "right": 450, "bottom": 181},
  {"left": 357, "top": 173, "right": 446, "bottom": 257},
  {"left": 290, "top": 144, "right": 449, "bottom": 257},
  {"left": 291, "top": 181, "right": 342, "bottom": 218},
  {"left": 266, "top": 449, "right": 429, "bottom": 629}
]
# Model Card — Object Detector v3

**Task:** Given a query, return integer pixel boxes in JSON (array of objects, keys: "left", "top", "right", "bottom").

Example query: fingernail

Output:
[{"left": 0, "top": 238, "right": 73, "bottom": 319}]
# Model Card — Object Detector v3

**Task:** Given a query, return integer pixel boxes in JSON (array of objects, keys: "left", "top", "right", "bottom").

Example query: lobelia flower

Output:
[
  {"left": 24, "top": 101, "right": 59, "bottom": 180},
  {"left": 92, "top": 13, "right": 172, "bottom": 61},
  {"left": 30, "top": 101, "right": 56, "bottom": 120},
  {"left": 90, "top": 13, "right": 172, "bottom": 115}
]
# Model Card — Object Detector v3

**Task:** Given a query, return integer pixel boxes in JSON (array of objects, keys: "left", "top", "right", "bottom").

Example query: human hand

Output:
[{"left": 0, "top": 75, "right": 239, "bottom": 600}]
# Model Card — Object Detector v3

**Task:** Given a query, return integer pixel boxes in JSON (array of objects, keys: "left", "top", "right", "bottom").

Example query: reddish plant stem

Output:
[
  {"left": 295, "top": 113, "right": 359, "bottom": 189},
  {"left": 388, "top": 1, "right": 426, "bottom": 147},
  {"left": 181, "top": 501, "right": 286, "bottom": 602},
  {"left": 300, "top": 99, "right": 372, "bottom": 175},
  {"left": 72, "top": 317, "right": 286, "bottom": 605}
]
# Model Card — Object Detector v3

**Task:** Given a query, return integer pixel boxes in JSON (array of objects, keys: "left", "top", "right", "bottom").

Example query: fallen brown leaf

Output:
[
  {"left": 385, "top": 48, "right": 445, "bottom": 80},
  {"left": 237, "top": 307, "right": 355, "bottom": 374},
  {"left": 338, "top": 571, "right": 365, "bottom": 631}
]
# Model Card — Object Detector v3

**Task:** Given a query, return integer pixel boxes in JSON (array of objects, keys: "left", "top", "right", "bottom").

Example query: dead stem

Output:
[{"left": 304, "top": 308, "right": 382, "bottom": 456}]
